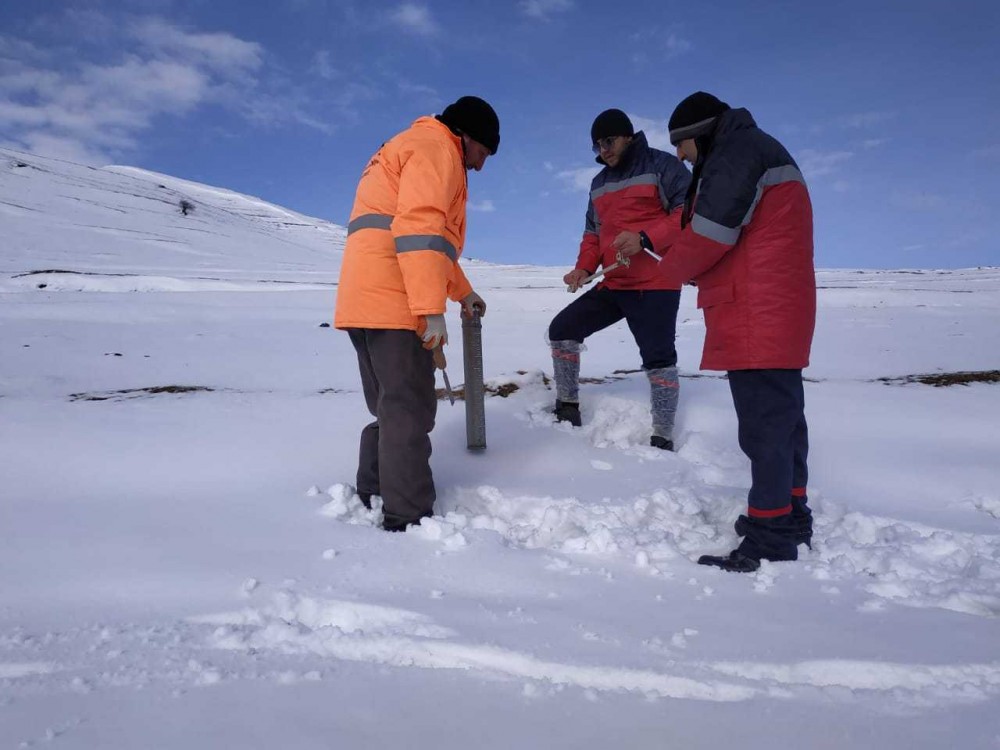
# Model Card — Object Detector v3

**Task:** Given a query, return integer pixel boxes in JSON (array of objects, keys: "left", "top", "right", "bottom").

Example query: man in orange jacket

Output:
[{"left": 335, "top": 96, "right": 498, "bottom": 532}]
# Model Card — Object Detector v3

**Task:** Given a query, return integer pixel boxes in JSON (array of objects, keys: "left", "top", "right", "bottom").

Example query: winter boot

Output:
[
  {"left": 697, "top": 549, "right": 761, "bottom": 573},
  {"left": 737, "top": 500, "right": 813, "bottom": 548},
  {"left": 382, "top": 512, "right": 429, "bottom": 533},
  {"left": 647, "top": 366, "right": 679, "bottom": 451},
  {"left": 650, "top": 435, "right": 674, "bottom": 451},
  {"left": 735, "top": 499, "right": 814, "bottom": 549},
  {"left": 358, "top": 492, "right": 373, "bottom": 510},
  {"left": 791, "top": 494, "right": 813, "bottom": 548},
  {"left": 550, "top": 339, "right": 583, "bottom": 427},
  {"left": 703, "top": 514, "right": 798, "bottom": 572},
  {"left": 550, "top": 339, "right": 582, "bottom": 399},
  {"left": 554, "top": 399, "right": 582, "bottom": 427}
]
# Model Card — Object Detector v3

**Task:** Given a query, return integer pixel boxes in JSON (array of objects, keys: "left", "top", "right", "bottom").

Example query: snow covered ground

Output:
[{"left": 2, "top": 147, "right": 999, "bottom": 748}]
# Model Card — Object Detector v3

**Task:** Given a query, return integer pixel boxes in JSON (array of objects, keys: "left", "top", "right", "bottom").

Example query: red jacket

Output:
[
  {"left": 576, "top": 132, "right": 690, "bottom": 290},
  {"left": 661, "top": 109, "right": 816, "bottom": 371}
]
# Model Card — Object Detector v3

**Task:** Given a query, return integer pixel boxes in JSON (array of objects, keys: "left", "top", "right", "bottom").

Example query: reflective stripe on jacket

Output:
[
  {"left": 576, "top": 131, "right": 691, "bottom": 290},
  {"left": 659, "top": 109, "right": 816, "bottom": 371},
  {"left": 335, "top": 116, "right": 473, "bottom": 332}
]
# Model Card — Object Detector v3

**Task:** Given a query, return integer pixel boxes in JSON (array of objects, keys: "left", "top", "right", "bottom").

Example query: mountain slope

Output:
[{"left": 0, "top": 147, "right": 345, "bottom": 281}]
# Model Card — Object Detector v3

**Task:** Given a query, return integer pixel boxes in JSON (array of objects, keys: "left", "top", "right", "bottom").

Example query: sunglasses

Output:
[{"left": 592, "top": 136, "right": 622, "bottom": 155}]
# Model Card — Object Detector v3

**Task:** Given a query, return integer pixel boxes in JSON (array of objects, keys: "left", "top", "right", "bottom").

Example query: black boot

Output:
[
  {"left": 358, "top": 492, "right": 373, "bottom": 510},
  {"left": 791, "top": 495, "right": 813, "bottom": 549},
  {"left": 382, "top": 512, "right": 429, "bottom": 533},
  {"left": 736, "top": 504, "right": 813, "bottom": 549},
  {"left": 698, "top": 549, "right": 761, "bottom": 572},
  {"left": 650, "top": 435, "right": 674, "bottom": 451},
  {"left": 554, "top": 399, "right": 581, "bottom": 427},
  {"left": 703, "top": 514, "right": 798, "bottom": 573}
]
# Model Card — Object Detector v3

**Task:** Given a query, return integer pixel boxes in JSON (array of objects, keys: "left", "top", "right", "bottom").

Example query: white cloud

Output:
[
  {"left": 243, "top": 89, "right": 336, "bottom": 134},
  {"left": 556, "top": 165, "right": 600, "bottom": 193},
  {"left": 664, "top": 33, "right": 693, "bottom": 58},
  {"left": 891, "top": 191, "right": 947, "bottom": 212},
  {"left": 0, "top": 66, "right": 61, "bottom": 97},
  {"left": 0, "top": 54, "right": 213, "bottom": 160},
  {"left": 312, "top": 50, "right": 340, "bottom": 80},
  {"left": 795, "top": 149, "right": 854, "bottom": 179},
  {"left": 2, "top": 131, "right": 109, "bottom": 165},
  {"left": 629, "top": 115, "right": 671, "bottom": 152},
  {"left": 468, "top": 199, "right": 496, "bottom": 212},
  {"left": 0, "top": 36, "right": 49, "bottom": 63},
  {"left": 629, "top": 27, "right": 692, "bottom": 66},
  {"left": 862, "top": 138, "right": 890, "bottom": 149},
  {"left": 326, "top": 81, "right": 380, "bottom": 125},
  {"left": 0, "top": 15, "right": 332, "bottom": 164},
  {"left": 972, "top": 144, "right": 1000, "bottom": 160},
  {"left": 520, "top": 0, "right": 574, "bottom": 20},
  {"left": 130, "top": 18, "right": 262, "bottom": 73},
  {"left": 388, "top": 4, "right": 439, "bottom": 36},
  {"left": 397, "top": 80, "right": 440, "bottom": 102},
  {"left": 839, "top": 111, "right": 895, "bottom": 129}
]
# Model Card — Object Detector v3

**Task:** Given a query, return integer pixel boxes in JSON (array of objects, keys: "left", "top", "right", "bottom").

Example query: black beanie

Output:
[
  {"left": 668, "top": 92, "right": 730, "bottom": 145},
  {"left": 591, "top": 109, "right": 634, "bottom": 144},
  {"left": 438, "top": 96, "right": 500, "bottom": 154}
]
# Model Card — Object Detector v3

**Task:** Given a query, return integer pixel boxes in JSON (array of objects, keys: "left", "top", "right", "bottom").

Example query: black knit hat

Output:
[
  {"left": 591, "top": 109, "right": 634, "bottom": 144},
  {"left": 668, "top": 92, "right": 730, "bottom": 146},
  {"left": 438, "top": 96, "right": 500, "bottom": 155}
]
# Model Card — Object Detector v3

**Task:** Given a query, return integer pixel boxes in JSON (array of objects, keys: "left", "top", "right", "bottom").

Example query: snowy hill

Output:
[
  {"left": 0, "top": 147, "right": 345, "bottom": 283},
  {"left": 1, "top": 151, "right": 999, "bottom": 749}
]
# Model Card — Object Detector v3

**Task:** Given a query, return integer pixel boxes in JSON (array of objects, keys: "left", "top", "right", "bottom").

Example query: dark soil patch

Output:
[
  {"left": 877, "top": 370, "right": 1000, "bottom": 387},
  {"left": 70, "top": 385, "right": 215, "bottom": 401},
  {"left": 490, "top": 383, "right": 519, "bottom": 398},
  {"left": 15, "top": 269, "right": 136, "bottom": 278}
]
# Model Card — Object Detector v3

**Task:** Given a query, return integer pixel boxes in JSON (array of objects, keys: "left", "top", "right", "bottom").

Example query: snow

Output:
[{"left": 2, "top": 146, "right": 999, "bottom": 748}]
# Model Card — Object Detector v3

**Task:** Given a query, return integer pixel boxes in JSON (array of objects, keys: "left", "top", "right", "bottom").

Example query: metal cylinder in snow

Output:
[{"left": 462, "top": 310, "right": 486, "bottom": 450}]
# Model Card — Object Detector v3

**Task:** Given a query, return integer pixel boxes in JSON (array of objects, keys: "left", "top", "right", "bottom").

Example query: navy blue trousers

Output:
[
  {"left": 727, "top": 369, "right": 809, "bottom": 517},
  {"left": 548, "top": 286, "right": 680, "bottom": 369}
]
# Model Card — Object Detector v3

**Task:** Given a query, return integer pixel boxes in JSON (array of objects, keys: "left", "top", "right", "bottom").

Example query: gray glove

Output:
[
  {"left": 461, "top": 290, "right": 486, "bottom": 317},
  {"left": 421, "top": 313, "right": 448, "bottom": 349}
]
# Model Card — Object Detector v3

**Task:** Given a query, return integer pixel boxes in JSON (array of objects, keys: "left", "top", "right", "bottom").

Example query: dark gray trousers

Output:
[{"left": 347, "top": 328, "right": 437, "bottom": 525}]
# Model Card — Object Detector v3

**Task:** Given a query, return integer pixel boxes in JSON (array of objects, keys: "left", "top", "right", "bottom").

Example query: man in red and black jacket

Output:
[
  {"left": 549, "top": 109, "right": 691, "bottom": 451},
  {"left": 661, "top": 92, "right": 816, "bottom": 572}
]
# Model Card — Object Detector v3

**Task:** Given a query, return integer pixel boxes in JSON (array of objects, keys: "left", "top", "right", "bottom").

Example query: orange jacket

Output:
[{"left": 335, "top": 116, "right": 474, "bottom": 334}]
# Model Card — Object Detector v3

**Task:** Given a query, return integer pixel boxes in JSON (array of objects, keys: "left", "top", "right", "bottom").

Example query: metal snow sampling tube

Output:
[{"left": 462, "top": 309, "right": 486, "bottom": 450}]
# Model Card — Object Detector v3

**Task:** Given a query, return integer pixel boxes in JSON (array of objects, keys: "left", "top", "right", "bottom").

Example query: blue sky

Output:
[{"left": 2, "top": 0, "right": 998, "bottom": 270}]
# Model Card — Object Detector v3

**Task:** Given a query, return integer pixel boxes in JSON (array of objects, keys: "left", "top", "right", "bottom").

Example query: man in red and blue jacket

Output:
[
  {"left": 661, "top": 92, "right": 816, "bottom": 572},
  {"left": 550, "top": 109, "right": 691, "bottom": 450}
]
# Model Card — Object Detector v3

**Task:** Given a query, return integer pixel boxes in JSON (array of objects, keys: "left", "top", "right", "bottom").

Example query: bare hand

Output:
[
  {"left": 612, "top": 231, "right": 642, "bottom": 257},
  {"left": 563, "top": 268, "right": 590, "bottom": 293}
]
